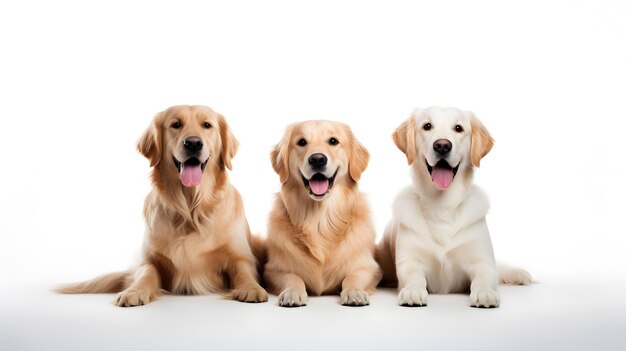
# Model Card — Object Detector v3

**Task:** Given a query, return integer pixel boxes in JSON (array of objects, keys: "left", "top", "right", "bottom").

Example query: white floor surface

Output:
[{"left": 2, "top": 278, "right": 625, "bottom": 351}]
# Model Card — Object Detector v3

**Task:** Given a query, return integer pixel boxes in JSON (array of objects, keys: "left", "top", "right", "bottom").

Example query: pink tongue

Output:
[
  {"left": 431, "top": 166, "right": 454, "bottom": 189},
  {"left": 179, "top": 164, "right": 203, "bottom": 187},
  {"left": 309, "top": 179, "right": 329, "bottom": 196}
]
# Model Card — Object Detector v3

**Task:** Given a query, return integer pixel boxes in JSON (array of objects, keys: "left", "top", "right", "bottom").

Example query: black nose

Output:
[
  {"left": 433, "top": 139, "right": 452, "bottom": 156},
  {"left": 308, "top": 153, "right": 328, "bottom": 169},
  {"left": 183, "top": 137, "right": 203, "bottom": 152}
]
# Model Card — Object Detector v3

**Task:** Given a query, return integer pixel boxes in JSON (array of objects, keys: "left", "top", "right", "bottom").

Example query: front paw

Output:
[
  {"left": 398, "top": 286, "right": 428, "bottom": 306},
  {"left": 115, "top": 289, "right": 153, "bottom": 307},
  {"left": 230, "top": 285, "right": 268, "bottom": 303},
  {"left": 470, "top": 288, "right": 500, "bottom": 308},
  {"left": 278, "top": 288, "right": 308, "bottom": 307},
  {"left": 340, "top": 288, "right": 370, "bottom": 306}
]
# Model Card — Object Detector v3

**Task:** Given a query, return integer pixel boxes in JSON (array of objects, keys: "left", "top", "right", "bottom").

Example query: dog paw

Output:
[
  {"left": 340, "top": 288, "right": 370, "bottom": 306},
  {"left": 278, "top": 288, "right": 308, "bottom": 307},
  {"left": 398, "top": 286, "right": 428, "bottom": 306},
  {"left": 115, "top": 289, "right": 153, "bottom": 307},
  {"left": 470, "top": 288, "right": 500, "bottom": 308},
  {"left": 230, "top": 285, "right": 268, "bottom": 303}
]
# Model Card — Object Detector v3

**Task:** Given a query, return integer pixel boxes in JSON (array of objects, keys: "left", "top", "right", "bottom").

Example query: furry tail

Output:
[
  {"left": 498, "top": 265, "right": 534, "bottom": 285},
  {"left": 54, "top": 271, "right": 131, "bottom": 294}
]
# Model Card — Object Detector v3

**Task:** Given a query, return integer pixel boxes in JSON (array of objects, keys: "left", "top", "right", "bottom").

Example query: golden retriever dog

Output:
[
  {"left": 57, "top": 105, "right": 267, "bottom": 306},
  {"left": 264, "top": 120, "right": 382, "bottom": 307},
  {"left": 376, "top": 107, "right": 532, "bottom": 308}
]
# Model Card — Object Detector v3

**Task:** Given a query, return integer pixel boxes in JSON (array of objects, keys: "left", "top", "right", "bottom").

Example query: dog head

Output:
[
  {"left": 137, "top": 105, "right": 238, "bottom": 188},
  {"left": 271, "top": 120, "right": 369, "bottom": 201},
  {"left": 393, "top": 107, "right": 493, "bottom": 190}
]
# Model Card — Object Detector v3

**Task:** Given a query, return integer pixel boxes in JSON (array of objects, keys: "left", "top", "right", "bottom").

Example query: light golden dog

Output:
[
  {"left": 57, "top": 105, "right": 267, "bottom": 306},
  {"left": 377, "top": 107, "right": 532, "bottom": 308},
  {"left": 264, "top": 120, "right": 382, "bottom": 307}
]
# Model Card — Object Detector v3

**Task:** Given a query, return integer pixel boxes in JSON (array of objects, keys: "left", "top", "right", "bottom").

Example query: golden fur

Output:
[
  {"left": 56, "top": 105, "right": 267, "bottom": 306},
  {"left": 264, "top": 120, "right": 381, "bottom": 307}
]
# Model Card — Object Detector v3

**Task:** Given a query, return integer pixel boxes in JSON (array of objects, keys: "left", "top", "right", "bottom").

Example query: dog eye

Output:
[
  {"left": 455, "top": 125, "right": 464, "bottom": 133},
  {"left": 171, "top": 121, "right": 182, "bottom": 129},
  {"left": 423, "top": 123, "right": 432, "bottom": 131},
  {"left": 329, "top": 137, "right": 339, "bottom": 145},
  {"left": 203, "top": 122, "right": 212, "bottom": 129},
  {"left": 297, "top": 138, "right": 307, "bottom": 147}
]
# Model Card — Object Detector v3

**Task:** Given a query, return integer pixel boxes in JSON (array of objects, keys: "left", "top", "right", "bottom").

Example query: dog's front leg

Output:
[
  {"left": 396, "top": 259, "right": 429, "bottom": 306},
  {"left": 467, "top": 260, "right": 500, "bottom": 308},
  {"left": 265, "top": 270, "right": 308, "bottom": 307},
  {"left": 395, "top": 229, "right": 429, "bottom": 306},
  {"left": 340, "top": 267, "right": 380, "bottom": 306},
  {"left": 115, "top": 263, "right": 160, "bottom": 307},
  {"left": 226, "top": 258, "right": 268, "bottom": 303}
]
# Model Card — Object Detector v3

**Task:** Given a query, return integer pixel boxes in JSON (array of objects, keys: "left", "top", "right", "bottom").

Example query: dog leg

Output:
[
  {"left": 115, "top": 264, "right": 160, "bottom": 307},
  {"left": 340, "top": 268, "right": 379, "bottom": 306},
  {"left": 468, "top": 261, "right": 500, "bottom": 308},
  {"left": 227, "top": 258, "right": 268, "bottom": 303},
  {"left": 396, "top": 261, "right": 429, "bottom": 307},
  {"left": 265, "top": 271, "right": 308, "bottom": 307}
]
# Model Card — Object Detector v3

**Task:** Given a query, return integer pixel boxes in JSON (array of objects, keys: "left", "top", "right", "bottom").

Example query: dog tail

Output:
[
  {"left": 498, "top": 265, "right": 534, "bottom": 285},
  {"left": 54, "top": 271, "right": 132, "bottom": 294}
]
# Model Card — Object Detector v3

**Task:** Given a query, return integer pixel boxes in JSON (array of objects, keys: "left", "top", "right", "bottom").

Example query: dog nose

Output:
[
  {"left": 183, "top": 137, "right": 203, "bottom": 152},
  {"left": 433, "top": 139, "right": 452, "bottom": 156},
  {"left": 308, "top": 153, "right": 328, "bottom": 169}
]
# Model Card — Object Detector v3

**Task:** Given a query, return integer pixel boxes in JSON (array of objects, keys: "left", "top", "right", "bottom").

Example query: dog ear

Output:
[
  {"left": 217, "top": 114, "right": 239, "bottom": 170},
  {"left": 137, "top": 113, "right": 163, "bottom": 167},
  {"left": 271, "top": 125, "right": 293, "bottom": 184},
  {"left": 392, "top": 116, "right": 417, "bottom": 165},
  {"left": 347, "top": 127, "right": 370, "bottom": 182},
  {"left": 468, "top": 112, "right": 494, "bottom": 167}
]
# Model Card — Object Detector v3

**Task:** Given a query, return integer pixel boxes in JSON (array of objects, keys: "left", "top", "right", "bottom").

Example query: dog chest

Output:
[
  {"left": 148, "top": 232, "right": 226, "bottom": 294},
  {"left": 418, "top": 222, "right": 480, "bottom": 293}
]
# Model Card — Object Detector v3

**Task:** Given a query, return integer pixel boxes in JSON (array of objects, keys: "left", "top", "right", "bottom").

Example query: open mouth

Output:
[
  {"left": 173, "top": 156, "right": 209, "bottom": 188},
  {"left": 301, "top": 169, "right": 338, "bottom": 198},
  {"left": 426, "top": 159, "right": 460, "bottom": 190}
]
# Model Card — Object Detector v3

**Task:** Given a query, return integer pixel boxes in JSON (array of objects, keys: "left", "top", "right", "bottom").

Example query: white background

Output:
[{"left": 1, "top": 1, "right": 625, "bottom": 350}]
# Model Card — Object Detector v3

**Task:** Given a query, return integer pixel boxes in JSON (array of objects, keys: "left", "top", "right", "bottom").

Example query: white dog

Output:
[{"left": 376, "top": 107, "right": 532, "bottom": 308}]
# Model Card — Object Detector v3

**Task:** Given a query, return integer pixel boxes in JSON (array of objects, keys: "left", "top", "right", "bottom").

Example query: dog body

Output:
[
  {"left": 57, "top": 105, "right": 267, "bottom": 306},
  {"left": 377, "top": 107, "right": 532, "bottom": 308},
  {"left": 265, "top": 120, "right": 381, "bottom": 307}
]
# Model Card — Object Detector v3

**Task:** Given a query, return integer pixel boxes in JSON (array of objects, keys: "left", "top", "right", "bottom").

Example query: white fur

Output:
[{"left": 380, "top": 107, "right": 531, "bottom": 308}]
